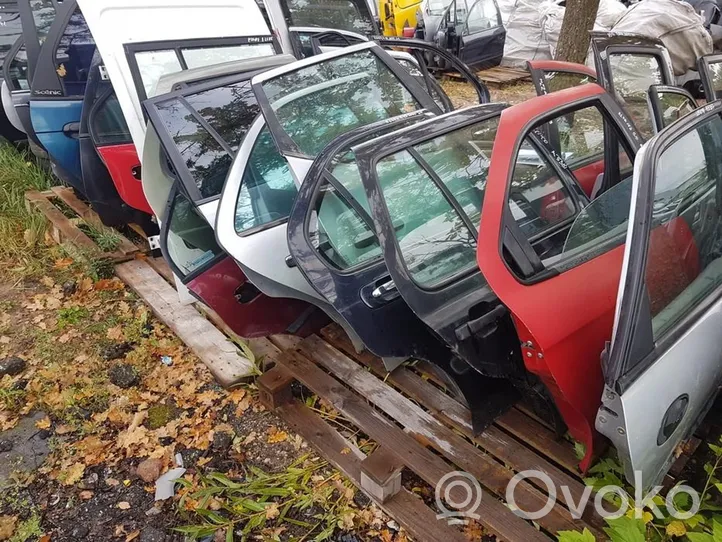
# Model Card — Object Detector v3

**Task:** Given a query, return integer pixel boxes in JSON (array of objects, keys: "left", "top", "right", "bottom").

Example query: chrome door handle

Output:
[{"left": 371, "top": 280, "right": 396, "bottom": 299}]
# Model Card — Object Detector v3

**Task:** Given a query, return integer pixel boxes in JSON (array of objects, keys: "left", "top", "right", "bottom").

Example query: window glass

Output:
[
  {"left": 293, "top": 31, "right": 365, "bottom": 60},
  {"left": 135, "top": 50, "right": 182, "bottom": 98},
  {"left": 55, "top": 9, "right": 95, "bottom": 96},
  {"left": 235, "top": 126, "right": 297, "bottom": 234},
  {"left": 509, "top": 139, "right": 576, "bottom": 250},
  {"left": 464, "top": 0, "right": 498, "bottom": 34},
  {"left": 0, "top": 10, "right": 22, "bottom": 66},
  {"left": 183, "top": 81, "right": 260, "bottom": 152},
  {"left": 155, "top": 98, "right": 232, "bottom": 199},
  {"left": 284, "top": 0, "right": 375, "bottom": 35},
  {"left": 543, "top": 70, "right": 596, "bottom": 94},
  {"left": 707, "top": 60, "right": 722, "bottom": 100},
  {"left": 609, "top": 53, "right": 663, "bottom": 139},
  {"left": 166, "top": 189, "right": 223, "bottom": 277},
  {"left": 30, "top": 0, "right": 55, "bottom": 45},
  {"left": 7, "top": 44, "right": 29, "bottom": 90},
  {"left": 552, "top": 105, "right": 605, "bottom": 166},
  {"left": 644, "top": 114, "right": 722, "bottom": 339},
  {"left": 653, "top": 91, "right": 696, "bottom": 130},
  {"left": 428, "top": 0, "right": 454, "bottom": 15},
  {"left": 181, "top": 43, "right": 275, "bottom": 68},
  {"left": 91, "top": 91, "right": 132, "bottom": 145},
  {"left": 376, "top": 149, "right": 477, "bottom": 288},
  {"left": 261, "top": 50, "right": 420, "bottom": 156}
]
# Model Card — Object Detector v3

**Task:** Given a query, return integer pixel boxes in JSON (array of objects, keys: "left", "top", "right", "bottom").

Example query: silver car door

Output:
[{"left": 597, "top": 100, "right": 722, "bottom": 489}]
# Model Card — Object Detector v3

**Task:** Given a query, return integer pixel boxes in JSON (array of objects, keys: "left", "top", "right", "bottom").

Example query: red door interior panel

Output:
[
  {"left": 571, "top": 159, "right": 605, "bottom": 197},
  {"left": 186, "top": 256, "right": 326, "bottom": 338},
  {"left": 97, "top": 144, "right": 153, "bottom": 214}
]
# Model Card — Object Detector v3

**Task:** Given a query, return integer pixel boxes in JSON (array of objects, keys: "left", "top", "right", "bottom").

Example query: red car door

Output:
[
  {"left": 527, "top": 60, "right": 597, "bottom": 96},
  {"left": 477, "top": 84, "right": 644, "bottom": 472}
]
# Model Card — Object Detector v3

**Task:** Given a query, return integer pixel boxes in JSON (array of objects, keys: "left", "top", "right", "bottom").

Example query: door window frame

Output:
[
  {"left": 646, "top": 84, "right": 697, "bottom": 134},
  {"left": 698, "top": 52, "right": 722, "bottom": 103},
  {"left": 125, "top": 35, "right": 280, "bottom": 105},
  {"left": 606, "top": 101, "right": 722, "bottom": 392},
  {"left": 143, "top": 68, "right": 270, "bottom": 205},
  {"left": 3, "top": 36, "right": 28, "bottom": 92},
  {"left": 462, "top": 0, "right": 502, "bottom": 35},
  {"left": 527, "top": 60, "right": 598, "bottom": 97},
  {"left": 249, "top": 42, "right": 444, "bottom": 160}
]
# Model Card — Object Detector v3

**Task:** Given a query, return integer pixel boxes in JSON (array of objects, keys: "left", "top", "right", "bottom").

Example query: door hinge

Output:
[{"left": 147, "top": 235, "right": 160, "bottom": 251}]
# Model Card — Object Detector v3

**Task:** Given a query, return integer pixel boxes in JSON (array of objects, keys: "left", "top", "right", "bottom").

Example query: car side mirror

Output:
[{"left": 647, "top": 85, "right": 698, "bottom": 133}]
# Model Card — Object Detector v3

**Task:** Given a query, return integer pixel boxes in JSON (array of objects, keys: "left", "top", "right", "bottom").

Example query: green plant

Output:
[
  {"left": 57, "top": 306, "right": 90, "bottom": 329},
  {"left": 9, "top": 512, "right": 43, "bottom": 542},
  {"left": 176, "top": 455, "right": 359, "bottom": 541}
]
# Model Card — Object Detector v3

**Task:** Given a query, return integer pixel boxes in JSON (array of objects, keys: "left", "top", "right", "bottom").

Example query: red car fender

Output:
[{"left": 478, "top": 84, "right": 614, "bottom": 472}]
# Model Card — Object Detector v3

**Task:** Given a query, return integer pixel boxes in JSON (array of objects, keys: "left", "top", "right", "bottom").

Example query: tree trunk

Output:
[{"left": 555, "top": 0, "right": 602, "bottom": 64}]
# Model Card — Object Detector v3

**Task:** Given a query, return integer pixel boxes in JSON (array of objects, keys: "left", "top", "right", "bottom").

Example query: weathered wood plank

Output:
[
  {"left": 26, "top": 190, "right": 99, "bottom": 254},
  {"left": 279, "top": 402, "right": 470, "bottom": 542},
  {"left": 115, "top": 259, "right": 256, "bottom": 386},
  {"left": 321, "top": 324, "right": 581, "bottom": 474},
  {"left": 298, "top": 337, "right": 588, "bottom": 535},
  {"left": 50, "top": 187, "right": 138, "bottom": 256},
  {"left": 276, "top": 347, "right": 549, "bottom": 542}
]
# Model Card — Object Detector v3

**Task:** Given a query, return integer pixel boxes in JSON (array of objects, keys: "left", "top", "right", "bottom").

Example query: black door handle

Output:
[{"left": 62, "top": 122, "right": 80, "bottom": 139}]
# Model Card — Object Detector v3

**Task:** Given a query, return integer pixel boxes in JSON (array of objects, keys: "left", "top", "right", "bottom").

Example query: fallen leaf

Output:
[
  {"left": 267, "top": 427, "right": 288, "bottom": 444},
  {"left": 105, "top": 478, "right": 120, "bottom": 487},
  {"left": 117, "top": 501, "right": 131, "bottom": 510},
  {"left": 265, "top": 502, "right": 280, "bottom": 520},
  {"left": 54, "top": 257, "right": 74, "bottom": 269},
  {"left": 79, "top": 490, "right": 94, "bottom": 500},
  {"left": 0, "top": 336, "right": 9, "bottom": 344},
  {"left": 39, "top": 536, "right": 51, "bottom": 542},
  {"left": 0, "top": 515, "right": 17, "bottom": 541},
  {"left": 125, "top": 530, "right": 140, "bottom": 541},
  {"left": 55, "top": 424, "right": 74, "bottom": 435},
  {"left": 61, "top": 462, "right": 85, "bottom": 486},
  {"left": 340, "top": 447, "right": 351, "bottom": 455},
  {"left": 106, "top": 325, "right": 124, "bottom": 341},
  {"left": 79, "top": 278, "right": 93, "bottom": 292},
  {"left": 95, "top": 279, "right": 124, "bottom": 292},
  {"left": 35, "top": 416, "right": 51, "bottom": 430}
]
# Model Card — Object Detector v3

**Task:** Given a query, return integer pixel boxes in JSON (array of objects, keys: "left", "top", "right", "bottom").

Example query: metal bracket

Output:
[{"left": 147, "top": 235, "right": 161, "bottom": 251}]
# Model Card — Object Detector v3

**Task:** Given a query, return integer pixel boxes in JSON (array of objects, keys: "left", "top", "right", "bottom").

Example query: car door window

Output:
[
  {"left": 373, "top": 117, "right": 499, "bottom": 288},
  {"left": 54, "top": 8, "right": 95, "bottom": 97},
  {"left": 643, "top": 114, "right": 722, "bottom": 340},
  {"left": 703, "top": 58, "right": 722, "bottom": 100},
  {"left": 91, "top": 91, "right": 132, "bottom": 145},
  {"left": 164, "top": 188, "right": 224, "bottom": 278},
  {"left": 464, "top": 0, "right": 498, "bottom": 34},
  {"left": 30, "top": 0, "right": 55, "bottom": 46},
  {"left": 282, "top": 0, "right": 375, "bottom": 35},
  {"left": 153, "top": 81, "right": 261, "bottom": 199},
  {"left": 135, "top": 50, "right": 182, "bottom": 98},
  {"left": 543, "top": 71, "right": 597, "bottom": 94},
  {"left": 7, "top": 43, "right": 29, "bottom": 91},
  {"left": 181, "top": 43, "right": 275, "bottom": 69},
  {"left": 0, "top": 11, "right": 22, "bottom": 65},
  {"left": 260, "top": 49, "right": 421, "bottom": 156},
  {"left": 608, "top": 53, "right": 664, "bottom": 138},
  {"left": 235, "top": 126, "right": 297, "bottom": 234}
]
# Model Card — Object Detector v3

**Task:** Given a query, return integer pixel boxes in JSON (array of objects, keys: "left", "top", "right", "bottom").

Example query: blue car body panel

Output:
[{"left": 30, "top": 99, "right": 83, "bottom": 184}]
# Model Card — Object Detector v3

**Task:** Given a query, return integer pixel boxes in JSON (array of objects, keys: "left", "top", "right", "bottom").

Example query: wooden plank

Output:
[
  {"left": 115, "top": 259, "right": 256, "bottom": 386},
  {"left": 26, "top": 190, "right": 99, "bottom": 254},
  {"left": 50, "top": 187, "right": 138, "bottom": 256},
  {"left": 276, "top": 347, "right": 550, "bottom": 542},
  {"left": 257, "top": 365, "right": 294, "bottom": 410},
  {"left": 297, "top": 337, "right": 589, "bottom": 536},
  {"left": 279, "top": 402, "right": 470, "bottom": 542},
  {"left": 321, "top": 325, "right": 581, "bottom": 473},
  {"left": 477, "top": 66, "right": 530, "bottom": 85},
  {"left": 361, "top": 446, "right": 403, "bottom": 503}
]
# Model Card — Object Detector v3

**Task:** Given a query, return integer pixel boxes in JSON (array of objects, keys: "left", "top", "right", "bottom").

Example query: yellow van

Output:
[{"left": 378, "top": 0, "right": 422, "bottom": 36}]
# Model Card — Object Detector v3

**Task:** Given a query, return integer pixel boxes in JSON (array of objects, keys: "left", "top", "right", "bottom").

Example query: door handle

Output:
[
  {"left": 62, "top": 122, "right": 80, "bottom": 139},
  {"left": 371, "top": 279, "right": 396, "bottom": 299}
]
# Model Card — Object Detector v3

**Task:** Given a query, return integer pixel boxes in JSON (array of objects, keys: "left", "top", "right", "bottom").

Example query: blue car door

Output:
[{"left": 30, "top": 0, "right": 95, "bottom": 188}]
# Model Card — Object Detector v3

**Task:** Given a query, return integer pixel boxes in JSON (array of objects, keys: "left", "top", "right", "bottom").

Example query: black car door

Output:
[
  {"left": 590, "top": 32, "right": 675, "bottom": 138},
  {"left": 458, "top": 0, "right": 505, "bottom": 70},
  {"left": 698, "top": 53, "right": 722, "bottom": 101}
]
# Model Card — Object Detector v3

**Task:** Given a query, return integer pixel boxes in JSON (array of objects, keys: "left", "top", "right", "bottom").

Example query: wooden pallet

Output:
[
  {"left": 25, "top": 187, "right": 139, "bottom": 262},
  {"left": 477, "top": 65, "right": 531, "bottom": 86},
  {"left": 259, "top": 325, "right": 610, "bottom": 541}
]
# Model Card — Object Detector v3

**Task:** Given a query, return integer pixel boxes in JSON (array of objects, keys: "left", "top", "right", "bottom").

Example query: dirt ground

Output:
[{"left": 0, "top": 257, "right": 403, "bottom": 542}]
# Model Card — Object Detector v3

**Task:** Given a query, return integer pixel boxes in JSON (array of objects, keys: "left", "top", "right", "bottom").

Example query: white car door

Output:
[
  {"left": 76, "top": 0, "right": 278, "bottom": 157},
  {"left": 597, "top": 100, "right": 722, "bottom": 489},
  {"left": 215, "top": 42, "right": 443, "bottom": 304}
]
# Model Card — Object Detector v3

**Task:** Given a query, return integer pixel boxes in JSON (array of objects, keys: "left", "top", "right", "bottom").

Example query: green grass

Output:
[{"left": 0, "top": 143, "right": 54, "bottom": 273}]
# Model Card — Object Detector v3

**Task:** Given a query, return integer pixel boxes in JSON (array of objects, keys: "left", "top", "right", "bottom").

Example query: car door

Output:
[
  {"left": 697, "top": 53, "right": 722, "bottom": 102},
  {"left": 216, "top": 43, "right": 443, "bottom": 307},
  {"left": 159, "top": 182, "right": 322, "bottom": 338},
  {"left": 78, "top": 52, "right": 155, "bottom": 231},
  {"left": 353, "top": 84, "right": 644, "bottom": 472},
  {"left": 2, "top": 37, "right": 36, "bottom": 142},
  {"left": 0, "top": 3, "right": 26, "bottom": 143},
  {"left": 598, "top": 101, "right": 722, "bottom": 489},
  {"left": 19, "top": 0, "right": 62, "bottom": 82},
  {"left": 527, "top": 60, "right": 597, "bottom": 96},
  {"left": 646, "top": 84, "right": 697, "bottom": 134},
  {"left": 30, "top": 0, "right": 94, "bottom": 187},
  {"left": 77, "top": 0, "right": 278, "bottom": 158},
  {"left": 287, "top": 27, "right": 368, "bottom": 60},
  {"left": 590, "top": 33, "right": 675, "bottom": 139},
  {"left": 457, "top": 0, "right": 504, "bottom": 70}
]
